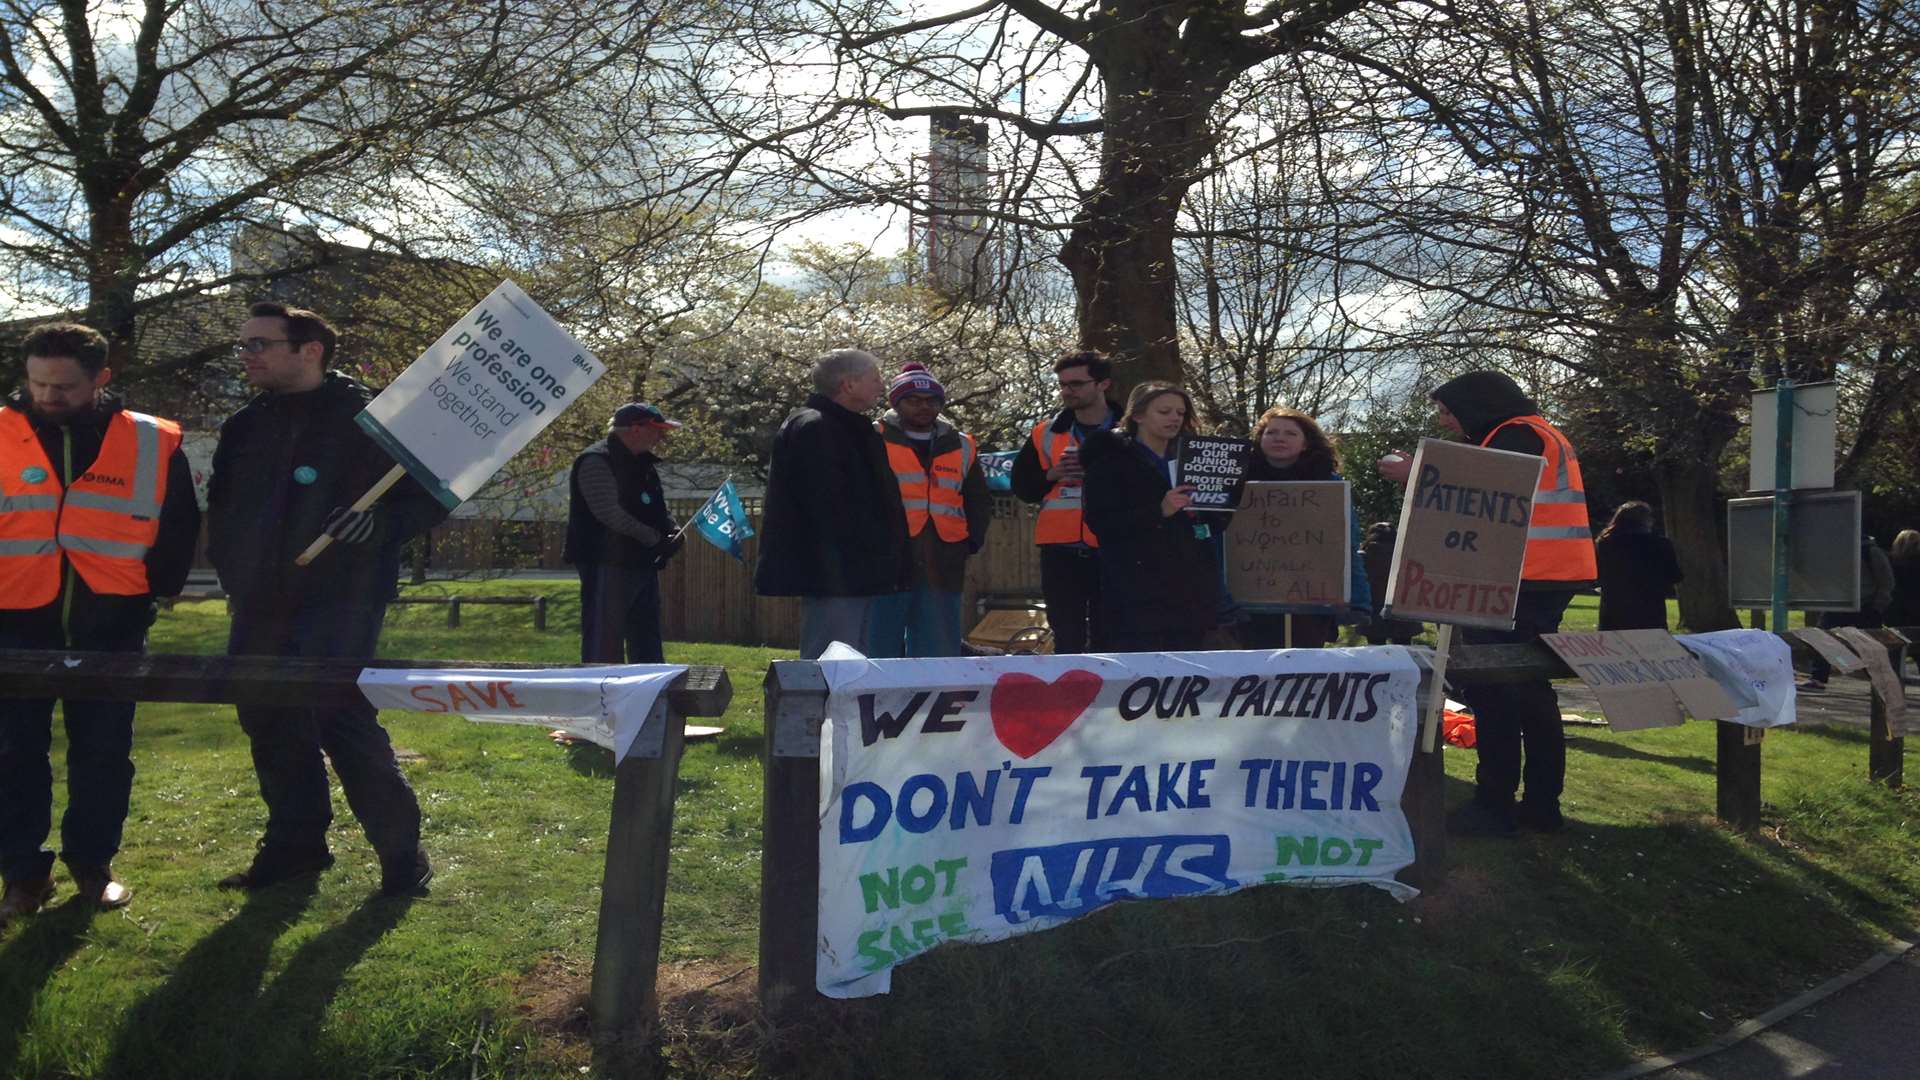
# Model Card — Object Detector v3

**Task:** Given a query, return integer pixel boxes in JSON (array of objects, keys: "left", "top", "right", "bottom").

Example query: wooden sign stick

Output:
[
  {"left": 294, "top": 463, "right": 408, "bottom": 566},
  {"left": 1421, "top": 623, "right": 1456, "bottom": 753}
]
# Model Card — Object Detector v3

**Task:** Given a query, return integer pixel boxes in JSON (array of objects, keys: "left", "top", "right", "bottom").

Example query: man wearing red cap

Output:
[
  {"left": 871, "top": 362, "right": 992, "bottom": 657},
  {"left": 565, "top": 402, "right": 684, "bottom": 664}
]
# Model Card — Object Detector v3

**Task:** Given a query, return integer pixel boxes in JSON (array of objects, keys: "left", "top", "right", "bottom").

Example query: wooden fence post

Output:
[
  {"left": 446, "top": 597, "right": 461, "bottom": 629},
  {"left": 1869, "top": 628, "right": 1908, "bottom": 787},
  {"left": 591, "top": 699, "right": 684, "bottom": 1074},
  {"left": 1400, "top": 657, "right": 1448, "bottom": 890},
  {"left": 534, "top": 595, "right": 548, "bottom": 632},
  {"left": 1715, "top": 721, "right": 1763, "bottom": 831},
  {"left": 759, "top": 661, "right": 828, "bottom": 1024}
]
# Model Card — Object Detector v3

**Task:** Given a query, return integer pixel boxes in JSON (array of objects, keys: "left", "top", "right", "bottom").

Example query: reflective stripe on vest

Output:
[
  {"left": 1030, "top": 421, "right": 1099, "bottom": 548},
  {"left": 0, "top": 407, "right": 181, "bottom": 606},
  {"left": 883, "top": 429, "right": 976, "bottom": 542},
  {"left": 1485, "top": 415, "right": 1597, "bottom": 583}
]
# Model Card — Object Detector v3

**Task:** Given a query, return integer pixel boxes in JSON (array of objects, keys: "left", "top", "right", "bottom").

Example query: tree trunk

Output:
[
  {"left": 1059, "top": 182, "right": 1185, "bottom": 396},
  {"left": 86, "top": 191, "right": 142, "bottom": 374},
  {"left": 1655, "top": 435, "right": 1739, "bottom": 632}
]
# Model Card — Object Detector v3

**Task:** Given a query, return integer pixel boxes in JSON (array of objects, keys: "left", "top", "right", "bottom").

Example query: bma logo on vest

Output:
[
  {"left": 989, "top": 834, "right": 1235, "bottom": 925},
  {"left": 78, "top": 472, "right": 126, "bottom": 487}
]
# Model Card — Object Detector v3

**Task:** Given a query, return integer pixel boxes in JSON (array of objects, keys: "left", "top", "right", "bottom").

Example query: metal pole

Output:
[{"left": 1770, "top": 378, "right": 1795, "bottom": 633}]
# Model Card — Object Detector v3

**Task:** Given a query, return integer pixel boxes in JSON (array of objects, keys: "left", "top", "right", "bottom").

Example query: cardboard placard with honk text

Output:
[
  {"left": 1381, "top": 439, "right": 1541, "bottom": 630},
  {"left": 1540, "top": 630, "right": 1742, "bottom": 732},
  {"left": 1225, "top": 481, "right": 1351, "bottom": 610}
]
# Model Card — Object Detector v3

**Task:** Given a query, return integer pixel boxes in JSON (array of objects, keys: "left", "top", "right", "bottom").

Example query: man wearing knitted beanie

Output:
[{"left": 870, "top": 362, "right": 992, "bottom": 657}]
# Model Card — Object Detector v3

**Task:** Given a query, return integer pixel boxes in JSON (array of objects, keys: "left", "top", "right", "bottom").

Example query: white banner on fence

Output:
[
  {"left": 815, "top": 647, "right": 1423, "bottom": 998},
  {"left": 356, "top": 665, "right": 685, "bottom": 762},
  {"left": 1675, "top": 630, "right": 1796, "bottom": 729}
]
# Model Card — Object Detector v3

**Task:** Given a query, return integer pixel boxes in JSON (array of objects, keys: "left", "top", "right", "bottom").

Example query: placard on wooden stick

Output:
[
  {"left": 1540, "top": 630, "right": 1742, "bottom": 732},
  {"left": 1176, "top": 436, "right": 1250, "bottom": 512},
  {"left": 1381, "top": 439, "right": 1542, "bottom": 631},
  {"left": 1225, "top": 481, "right": 1350, "bottom": 611}
]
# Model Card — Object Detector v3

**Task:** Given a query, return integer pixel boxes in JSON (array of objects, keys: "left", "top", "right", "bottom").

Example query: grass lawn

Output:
[{"left": 3, "top": 581, "right": 1915, "bottom": 1078}]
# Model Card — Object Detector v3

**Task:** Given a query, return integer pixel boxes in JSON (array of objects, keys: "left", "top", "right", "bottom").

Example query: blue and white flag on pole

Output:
[
  {"left": 978, "top": 450, "right": 1018, "bottom": 492},
  {"left": 693, "top": 479, "right": 755, "bottom": 560}
]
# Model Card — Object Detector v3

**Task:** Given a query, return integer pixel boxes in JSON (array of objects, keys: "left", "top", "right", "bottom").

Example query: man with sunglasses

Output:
[
  {"left": 206, "top": 301, "right": 447, "bottom": 895},
  {"left": 1010, "top": 350, "right": 1119, "bottom": 654}
]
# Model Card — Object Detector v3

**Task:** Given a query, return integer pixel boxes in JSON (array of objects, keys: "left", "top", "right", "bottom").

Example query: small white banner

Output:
[
  {"left": 357, "top": 665, "right": 685, "bottom": 762},
  {"left": 815, "top": 647, "right": 1422, "bottom": 998}
]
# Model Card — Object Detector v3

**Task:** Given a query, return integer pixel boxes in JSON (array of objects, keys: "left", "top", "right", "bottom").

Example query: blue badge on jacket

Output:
[
  {"left": 1193, "top": 523, "right": 1212, "bottom": 541},
  {"left": 641, "top": 493, "right": 652, "bottom": 504},
  {"left": 293, "top": 465, "right": 318, "bottom": 485},
  {"left": 20, "top": 466, "right": 47, "bottom": 484}
]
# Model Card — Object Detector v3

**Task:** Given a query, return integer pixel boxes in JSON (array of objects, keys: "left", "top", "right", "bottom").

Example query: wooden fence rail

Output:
[{"left": 0, "top": 648, "right": 730, "bottom": 1075}]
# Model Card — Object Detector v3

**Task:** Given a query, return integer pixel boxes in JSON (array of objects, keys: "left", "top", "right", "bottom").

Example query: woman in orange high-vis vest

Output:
[
  {"left": 0, "top": 323, "right": 199, "bottom": 924},
  {"left": 1378, "top": 371, "right": 1596, "bottom": 837}
]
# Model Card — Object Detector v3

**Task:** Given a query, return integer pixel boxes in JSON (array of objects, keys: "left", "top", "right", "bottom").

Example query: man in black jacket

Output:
[
  {"left": 0, "top": 323, "right": 199, "bottom": 924},
  {"left": 754, "top": 348, "right": 908, "bottom": 659},
  {"left": 207, "top": 301, "right": 447, "bottom": 895},
  {"left": 565, "top": 402, "right": 683, "bottom": 663}
]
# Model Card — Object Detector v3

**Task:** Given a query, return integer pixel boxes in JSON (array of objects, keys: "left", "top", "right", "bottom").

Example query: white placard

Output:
[
  {"left": 358, "top": 280, "right": 606, "bottom": 509},
  {"left": 357, "top": 664, "right": 684, "bottom": 762},
  {"left": 1749, "top": 381, "right": 1837, "bottom": 491},
  {"left": 815, "top": 647, "right": 1422, "bottom": 998}
]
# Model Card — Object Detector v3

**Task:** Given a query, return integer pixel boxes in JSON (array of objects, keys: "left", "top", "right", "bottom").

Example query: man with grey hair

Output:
[{"left": 755, "top": 348, "right": 909, "bottom": 658}]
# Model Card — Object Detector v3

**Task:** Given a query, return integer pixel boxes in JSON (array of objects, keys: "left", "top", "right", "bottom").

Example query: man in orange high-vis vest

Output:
[
  {"left": 1010, "top": 351, "right": 1119, "bottom": 654},
  {"left": 870, "top": 362, "right": 992, "bottom": 658},
  {"left": 1378, "top": 370, "right": 1596, "bottom": 837},
  {"left": 0, "top": 323, "right": 199, "bottom": 926}
]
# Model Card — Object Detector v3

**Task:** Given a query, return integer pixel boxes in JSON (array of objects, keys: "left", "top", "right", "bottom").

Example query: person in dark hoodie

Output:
[
  {"left": 754, "top": 348, "right": 910, "bottom": 659},
  {"left": 870, "top": 362, "right": 993, "bottom": 658},
  {"left": 1594, "top": 501, "right": 1683, "bottom": 631},
  {"left": 1378, "top": 371, "right": 1597, "bottom": 834},
  {"left": 565, "top": 402, "right": 684, "bottom": 664},
  {"left": 208, "top": 301, "right": 448, "bottom": 896},
  {"left": 0, "top": 322, "right": 199, "bottom": 924}
]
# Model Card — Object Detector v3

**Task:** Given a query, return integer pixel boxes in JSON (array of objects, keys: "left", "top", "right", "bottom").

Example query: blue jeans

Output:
[{"left": 870, "top": 586, "right": 965, "bottom": 658}]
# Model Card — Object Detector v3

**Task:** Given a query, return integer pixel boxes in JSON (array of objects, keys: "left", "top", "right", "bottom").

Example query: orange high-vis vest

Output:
[
  {"left": 1029, "top": 420, "right": 1100, "bottom": 547},
  {"left": 1484, "top": 414, "right": 1597, "bottom": 583},
  {"left": 882, "top": 427, "right": 977, "bottom": 542},
  {"left": 0, "top": 407, "right": 181, "bottom": 608}
]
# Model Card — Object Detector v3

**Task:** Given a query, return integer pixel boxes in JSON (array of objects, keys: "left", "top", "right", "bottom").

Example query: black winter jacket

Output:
[
  {"left": 1595, "top": 526, "right": 1682, "bottom": 630},
  {"left": 207, "top": 371, "right": 446, "bottom": 612},
  {"left": 754, "top": 393, "right": 909, "bottom": 598},
  {"left": 1080, "top": 429, "right": 1221, "bottom": 639},
  {"left": 564, "top": 438, "right": 674, "bottom": 567},
  {"left": 0, "top": 392, "right": 200, "bottom": 649}
]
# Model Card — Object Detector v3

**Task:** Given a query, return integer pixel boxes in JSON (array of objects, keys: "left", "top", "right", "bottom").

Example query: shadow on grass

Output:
[
  {"left": 1569, "top": 735, "right": 1716, "bottom": 776},
  {"left": 0, "top": 901, "right": 95, "bottom": 1073}
]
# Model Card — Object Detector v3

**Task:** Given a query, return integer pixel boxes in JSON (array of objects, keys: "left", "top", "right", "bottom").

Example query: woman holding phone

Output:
[{"left": 1080, "top": 382, "right": 1221, "bottom": 652}]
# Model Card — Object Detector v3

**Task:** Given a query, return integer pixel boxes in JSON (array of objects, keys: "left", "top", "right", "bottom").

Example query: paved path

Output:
[{"left": 1616, "top": 948, "right": 1920, "bottom": 1080}]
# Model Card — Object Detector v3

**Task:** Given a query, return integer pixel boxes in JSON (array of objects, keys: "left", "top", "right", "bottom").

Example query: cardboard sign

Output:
[
  {"left": 1541, "top": 630, "right": 1742, "bottom": 732},
  {"left": 1176, "top": 436, "right": 1251, "bottom": 512},
  {"left": 1788, "top": 627, "right": 1866, "bottom": 674},
  {"left": 1381, "top": 439, "right": 1542, "bottom": 630},
  {"left": 1827, "top": 626, "right": 1909, "bottom": 735},
  {"left": 1224, "top": 481, "right": 1352, "bottom": 610},
  {"left": 357, "top": 280, "right": 606, "bottom": 509}
]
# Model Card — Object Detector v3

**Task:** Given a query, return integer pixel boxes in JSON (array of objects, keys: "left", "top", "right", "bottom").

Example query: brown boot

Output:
[
  {"left": 0, "top": 876, "right": 56, "bottom": 926},
  {"left": 66, "top": 863, "right": 132, "bottom": 910}
]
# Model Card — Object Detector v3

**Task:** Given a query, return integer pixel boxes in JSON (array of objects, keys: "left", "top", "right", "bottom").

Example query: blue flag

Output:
[
  {"left": 692, "top": 479, "right": 755, "bottom": 561},
  {"left": 978, "top": 450, "right": 1018, "bottom": 492}
]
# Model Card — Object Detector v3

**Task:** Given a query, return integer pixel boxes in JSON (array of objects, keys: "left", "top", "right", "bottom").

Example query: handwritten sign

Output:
[
  {"left": 1382, "top": 439, "right": 1542, "bottom": 630},
  {"left": 1176, "top": 436, "right": 1251, "bottom": 512},
  {"left": 1540, "top": 630, "right": 1741, "bottom": 731},
  {"left": 815, "top": 648, "right": 1422, "bottom": 998},
  {"left": 357, "top": 280, "right": 606, "bottom": 509},
  {"left": 1826, "top": 626, "right": 1909, "bottom": 735},
  {"left": 1225, "top": 481, "right": 1351, "bottom": 610},
  {"left": 1788, "top": 627, "right": 1866, "bottom": 675},
  {"left": 356, "top": 664, "right": 684, "bottom": 762}
]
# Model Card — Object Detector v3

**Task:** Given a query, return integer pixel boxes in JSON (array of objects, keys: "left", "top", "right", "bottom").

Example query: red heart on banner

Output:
[{"left": 990, "top": 669, "right": 1102, "bottom": 759}]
